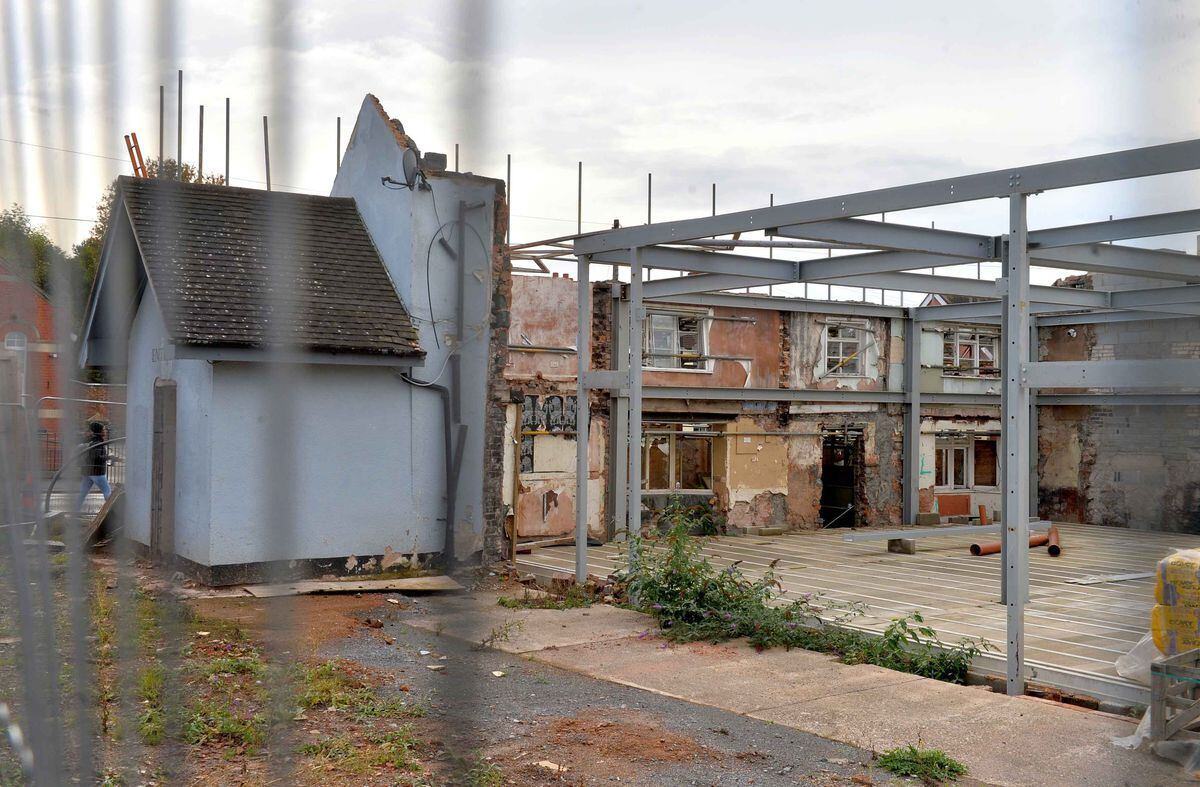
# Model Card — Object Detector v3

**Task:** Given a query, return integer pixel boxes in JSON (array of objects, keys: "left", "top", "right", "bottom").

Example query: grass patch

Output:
[
  {"left": 626, "top": 517, "right": 989, "bottom": 684},
  {"left": 464, "top": 758, "right": 504, "bottom": 786},
  {"left": 183, "top": 700, "right": 266, "bottom": 751},
  {"left": 300, "top": 727, "right": 421, "bottom": 774},
  {"left": 299, "top": 661, "right": 424, "bottom": 719},
  {"left": 497, "top": 584, "right": 593, "bottom": 610},
  {"left": 877, "top": 745, "right": 967, "bottom": 783},
  {"left": 202, "top": 654, "right": 265, "bottom": 678}
]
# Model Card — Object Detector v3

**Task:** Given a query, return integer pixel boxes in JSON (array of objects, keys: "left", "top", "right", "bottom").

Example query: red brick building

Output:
[{"left": 0, "top": 260, "right": 61, "bottom": 437}]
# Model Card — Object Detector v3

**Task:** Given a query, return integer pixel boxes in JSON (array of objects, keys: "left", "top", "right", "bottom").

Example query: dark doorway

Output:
[
  {"left": 150, "top": 378, "right": 177, "bottom": 558},
  {"left": 820, "top": 427, "right": 863, "bottom": 527}
]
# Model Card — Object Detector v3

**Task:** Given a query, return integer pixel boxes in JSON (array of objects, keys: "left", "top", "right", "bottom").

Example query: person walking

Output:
[{"left": 76, "top": 421, "right": 112, "bottom": 511}]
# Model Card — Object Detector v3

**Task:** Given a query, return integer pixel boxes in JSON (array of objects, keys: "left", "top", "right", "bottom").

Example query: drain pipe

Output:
[{"left": 395, "top": 371, "right": 463, "bottom": 569}]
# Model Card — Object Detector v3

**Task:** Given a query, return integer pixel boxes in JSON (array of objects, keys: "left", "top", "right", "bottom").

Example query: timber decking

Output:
[{"left": 517, "top": 522, "right": 1197, "bottom": 703}]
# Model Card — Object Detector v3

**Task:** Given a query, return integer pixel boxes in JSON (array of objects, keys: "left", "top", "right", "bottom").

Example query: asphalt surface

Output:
[{"left": 327, "top": 594, "right": 901, "bottom": 786}]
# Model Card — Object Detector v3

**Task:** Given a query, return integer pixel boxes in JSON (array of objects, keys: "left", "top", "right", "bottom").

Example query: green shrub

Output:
[
  {"left": 626, "top": 521, "right": 988, "bottom": 683},
  {"left": 877, "top": 745, "right": 967, "bottom": 782}
]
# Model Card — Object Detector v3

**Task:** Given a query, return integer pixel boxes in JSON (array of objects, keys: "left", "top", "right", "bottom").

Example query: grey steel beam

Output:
[
  {"left": 649, "top": 291, "right": 906, "bottom": 319},
  {"left": 642, "top": 273, "right": 779, "bottom": 298},
  {"left": 1109, "top": 284, "right": 1200, "bottom": 309},
  {"left": 799, "top": 250, "right": 977, "bottom": 281},
  {"left": 1036, "top": 309, "right": 1200, "bottom": 327},
  {"left": 574, "top": 139, "right": 1200, "bottom": 253},
  {"left": 574, "top": 255, "right": 590, "bottom": 584},
  {"left": 1030, "top": 209, "right": 1200, "bottom": 248},
  {"left": 902, "top": 319, "right": 921, "bottom": 525},
  {"left": 641, "top": 386, "right": 905, "bottom": 403},
  {"left": 843, "top": 521, "right": 1050, "bottom": 542},
  {"left": 1032, "top": 244, "right": 1200, "bottom": 282},
  {"left": 1024, "top": 359, "right": 1200, "bottom": 389},
  {"left": 818, "top": 271, "right": 1108, "bottom": 307},
  {"left": 592, "top": 245, "right": 797, "bottom": 279},
  {"left": 1002, "top": 194, "right": 1032, "bottom": 697},
  {"left": 1037, "top": 393, "right": 1200, "bottom": 406},
  {"left": 627, "top": 248, "right": 644, "bottom": 569},
  {"left": 773, "top": 217, "right": 993, "bottom": 258}
]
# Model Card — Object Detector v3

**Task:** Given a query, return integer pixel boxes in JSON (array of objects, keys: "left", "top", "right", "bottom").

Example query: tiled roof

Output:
[{"left": 119, "top": 176, "right": 421, "bottom": 358}]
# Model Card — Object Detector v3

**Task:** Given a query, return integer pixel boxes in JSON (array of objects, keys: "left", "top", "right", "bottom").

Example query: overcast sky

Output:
[{"left": 3, "top": 0, "right": 1199, "bottom": 293}]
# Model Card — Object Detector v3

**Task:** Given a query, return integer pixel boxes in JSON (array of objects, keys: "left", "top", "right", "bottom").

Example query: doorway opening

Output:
[{"left": 820, "top": 426, "right": 863, "bottom": 527}]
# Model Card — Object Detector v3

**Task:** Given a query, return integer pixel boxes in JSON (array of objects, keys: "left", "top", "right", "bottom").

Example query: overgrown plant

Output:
[
  {"left": 625, "top": 521, "right": 989, "bottom": 684},
  {"left": 656, "top": 495, "right": 721, "bottom": 536},
  {"left": 877, "top": 745, "right": 967, "bottom": 783}
]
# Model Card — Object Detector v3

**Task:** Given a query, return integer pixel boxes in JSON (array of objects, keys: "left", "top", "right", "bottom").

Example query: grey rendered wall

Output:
[
  {"left": 331, "top": 97, "right": 497, "bottom": 561},
  {"left": 125, "top": 288, "right": 213, "bottom": 566},
  {"left": 206, "top": 362, "right": 436, "bottom": 566}
]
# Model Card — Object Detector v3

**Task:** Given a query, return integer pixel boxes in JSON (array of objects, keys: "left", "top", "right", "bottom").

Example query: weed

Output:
[
  {"left": 298, "top": 661, "right": 424, "bottom": 719},
  {"left": 464, "top": 757, "right": 504, "bottom": 786},
  {"left": 877, "top": 745, "right": 967, "bottom": 783},
  {"left": 203, "top": 654, "right": 265, "bottom": 678},
  {"left": 183, "top": 701, "right": 266, "bottom": 751},
  {"left": 137, "top": 707, "right": 164, "bottom": 745},
  {"left": 497, "top": 584, "right": 593, "bottom": 610},
  {"left": 655, "top": 495, "right": 722, "bottom": 536},
  {"left": 475, "top": 619, "right": 523, "bottom": 650},
  {"left": 300, "top": 727, "right": 421, "bottom": 774},
  {"left": 627, "top": 520, "right": 989, "bottom": 683}
]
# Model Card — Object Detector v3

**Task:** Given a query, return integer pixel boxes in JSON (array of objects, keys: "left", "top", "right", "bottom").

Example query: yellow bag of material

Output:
[{"left": 1152, "top": 549, "right": 1200, "bottom": 656}]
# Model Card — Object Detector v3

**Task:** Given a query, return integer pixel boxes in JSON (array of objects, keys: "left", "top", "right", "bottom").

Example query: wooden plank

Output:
[
  {"left": 84, "top": 486, "right": 124, "bottom": 545},
  {"left": 241, "top": 575, "right": 464, "bottom": 598}
]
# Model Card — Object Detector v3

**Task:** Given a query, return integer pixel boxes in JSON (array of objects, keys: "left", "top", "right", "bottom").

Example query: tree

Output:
[
  {"left": 72, "top": 159, "right": 227, "bottom": 300},
  {"left": 0, "top": 205, "right": 70, "bottom": 293}
]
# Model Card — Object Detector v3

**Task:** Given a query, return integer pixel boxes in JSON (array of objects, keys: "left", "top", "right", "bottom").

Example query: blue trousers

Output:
[{"left": 77, "top": 475, "right": 112, "bottom": 510}]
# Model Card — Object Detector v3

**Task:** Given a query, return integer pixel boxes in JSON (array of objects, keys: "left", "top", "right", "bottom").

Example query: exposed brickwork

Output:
[
  {"left": 0, "top": 261, "right": 61, "bottom": 439},
  {"left": 481, "top": 190, "right": 513, "bottom": 563}
]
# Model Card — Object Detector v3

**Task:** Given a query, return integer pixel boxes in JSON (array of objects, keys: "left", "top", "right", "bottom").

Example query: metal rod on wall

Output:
[
  {"left": 647, "top": 173, "right": 652, "bottom": 224},
  {"left": 768, "top": 193, "right": 774, "bottom": 296},
  {"left": 506, "top": 153, "right": 511, "bottom": 245},
  {"left": 576, "top": 161, "right": 582, "bottom": 235},
  {"left": 454, "top": 143, "right": 459, "bottom": 172},
  {"left": 262, "top": 116, "right": 271, "bottom": 191},
  {"left": 225, "top": 98, "right": 230, "bottom": 183},
  {"left": 176, "top": 69, "right": 182, "bottom": 179},
  {"left": 197, "top": 105, "right": 204, "bottom": 178}
]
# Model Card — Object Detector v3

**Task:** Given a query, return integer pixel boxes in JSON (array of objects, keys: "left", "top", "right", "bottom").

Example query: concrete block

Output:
[
  {"left": 948, "top": 515, "right": 971, "bottom": 524},
  {"left": 915, "top": 512, "right": 941, "bottom": 526},
  {"left": 888, "top": 538, "right": 916, "bottom": 555}
]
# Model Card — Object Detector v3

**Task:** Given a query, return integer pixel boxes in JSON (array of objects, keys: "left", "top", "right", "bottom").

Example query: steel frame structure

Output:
[{"left": 569, "top": 139, "right": 1200, "bottom": 697}]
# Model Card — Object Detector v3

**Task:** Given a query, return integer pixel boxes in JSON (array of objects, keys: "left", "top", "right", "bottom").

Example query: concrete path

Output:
[{"left": 402, "top": 592, "right": 1183, "bottom": 787}]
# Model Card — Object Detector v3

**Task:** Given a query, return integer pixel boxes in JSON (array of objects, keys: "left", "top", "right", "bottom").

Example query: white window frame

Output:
[
  {"left": 643, "top": 308, "right": 711, "bottom": 373},
  {"left": 821, "top": 319, "right": 870, "bottom": 378},
  {"left": 942, "top": 328, "right": 1000, "bottom": 378},
  {"left": 4, "top": 331, "right": 28, "bottom": 397},
  {"left": 642, "top": 423, "right": 715, "bottom": 492},
  {"left": 934, "top": 435, "right": 1000, "bottom": 491}
]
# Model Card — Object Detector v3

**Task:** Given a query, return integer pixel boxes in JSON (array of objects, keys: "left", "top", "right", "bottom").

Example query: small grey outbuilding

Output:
[{"left": 81, "top": 176, "right": 437, "bottom": 583}]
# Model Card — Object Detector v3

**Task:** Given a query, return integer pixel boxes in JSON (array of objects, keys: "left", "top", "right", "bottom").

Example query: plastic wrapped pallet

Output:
[{"left": 1152, "top": 549, "right": 1200, "bottom": 656}]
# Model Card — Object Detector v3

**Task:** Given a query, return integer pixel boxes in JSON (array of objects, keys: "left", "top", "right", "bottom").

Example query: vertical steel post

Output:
[
  {"left": 575, "top": 256, "right": 591, "bottom": 584},
  {"left": 176, "top": 69, "right": 182, "bottom": 179},
  {"left": 158, "top": 84, "right": 164, "bottom": 171},
  {"left": 197, "top": 105, "right": 204, "bottom": 177},
  {"left": 902, "top": 318, "right": 921, "bottom": 524},
  {"left": 1002, "top": 193, "right": 1031, "bottom": 696},
  {"left": 626, "top": 247, "right": 644, "bottom": 574},
  {"left": 336, "top": 116, "right": 341, "bottom": 172},
  {"left": 262, "top": 116, "right": 271, "bottom": 191},
  {"left": 609, "top": 286, "right": 629, "bottom": 543},
  {"left": 225, "top": 97, "right": 230, "bottom": 184},
  {"left": 506, "top": 153, "right": 511, "bottom": 245},
  {"left": 1029, "top": 323, "right": 1039, "bottom": 519}
]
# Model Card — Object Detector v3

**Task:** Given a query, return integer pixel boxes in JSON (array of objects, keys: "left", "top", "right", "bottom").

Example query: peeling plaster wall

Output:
[
  {"left": 788, "top": 313, "right": 889, "bottom": 391},
  {"left": 642, "top": 305, "right": 782, "bottom": 389},
  {"left": 1036, "top": 280, "right": 1200, "bottom": 532},
  {"left": 720, "top": 416, "right": 789, "bottom": 528}
]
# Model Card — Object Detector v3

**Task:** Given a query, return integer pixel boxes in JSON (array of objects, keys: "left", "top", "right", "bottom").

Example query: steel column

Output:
[
  {"left": 1002, "top": 194, "right": 1031, "bottom": 696},
  {"left": 902, "top": 318, "right": 921, "bottom": 525},
  {"left": 626, "top": 249, "right": 644, "bottom": 574},
  {"left": 609, "top": 287, "right": 629, "bottom": 543},
  {"left": 1029, "top": 323, "right": 1039, "bottom": 520},
  {"left": 574, "top": 256, "right": 591, "bottom": 584}
]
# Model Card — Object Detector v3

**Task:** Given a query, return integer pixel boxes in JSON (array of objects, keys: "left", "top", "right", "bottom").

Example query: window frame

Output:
[
  {"left": 942, "top": 328, "right": 1000, "bottom": 378},
  {"left": 822, "top": 319, "right": 870, "bottom": 378},
  {"left": 642, "top": 308, "right": 712, "bottom": 373},
  {"left": 641, "top": 422, "right": 715, "bottom": 493},
  {"left": 934, "top": 435, "right": 1000, "bottom": 491},
  {"left": 4, "top": 331, "right": 28, "bottom": 397}
]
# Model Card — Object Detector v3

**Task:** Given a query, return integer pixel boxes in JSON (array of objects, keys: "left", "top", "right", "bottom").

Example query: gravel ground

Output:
[{"left": 327, "top": 595, "right": 901, "bottom": 786}]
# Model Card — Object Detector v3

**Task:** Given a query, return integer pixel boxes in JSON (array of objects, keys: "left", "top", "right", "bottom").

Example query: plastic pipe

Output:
[{"left": 970, "top": 533, "right": 1049, "bottom": 556}]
